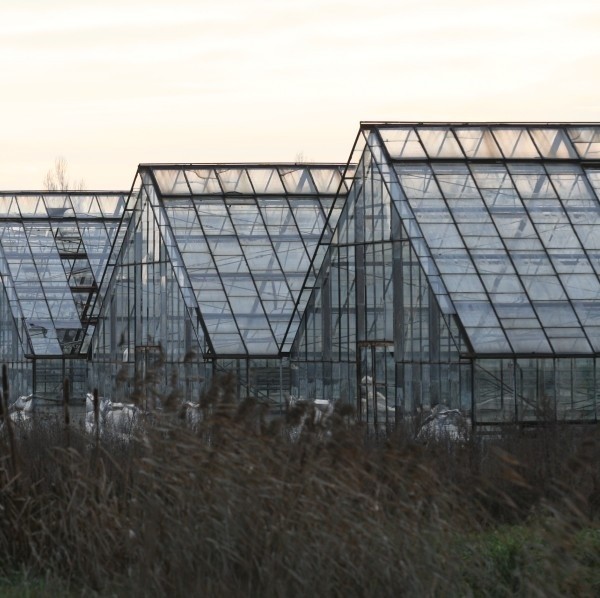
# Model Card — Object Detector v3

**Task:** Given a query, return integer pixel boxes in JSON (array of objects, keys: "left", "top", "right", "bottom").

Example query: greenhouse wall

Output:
[
  {"left": 474, "top": 357, "right": 598, "bottom": 423},
  {"left": 91, "top": 171, "right": 209, "bottom": 405},
  {"left": 292, "top": 129, "right": 470, "bottom": 425}
]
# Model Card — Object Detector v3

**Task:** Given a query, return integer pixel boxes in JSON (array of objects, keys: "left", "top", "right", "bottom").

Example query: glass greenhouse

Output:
[
  {"left": 292, "top": 123, "right": 600, "bottom": 425},
  {"left": 3, "top": 123, "right": 600, "bottom": 426},
  {"left": 90, "top": 164, "right": 348, "bottom": 408},
  {"left": 0, "top": 192, "right": 127, "bottom": 400}
]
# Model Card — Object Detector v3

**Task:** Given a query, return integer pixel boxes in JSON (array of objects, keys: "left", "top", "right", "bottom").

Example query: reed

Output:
[{"left": 0, "top": 374, "right": 597, "bottom": 596}]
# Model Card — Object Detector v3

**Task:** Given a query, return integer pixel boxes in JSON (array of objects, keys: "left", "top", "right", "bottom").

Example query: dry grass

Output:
[{"left": 0, "top": 374, "right": 598, "bottom": 596}]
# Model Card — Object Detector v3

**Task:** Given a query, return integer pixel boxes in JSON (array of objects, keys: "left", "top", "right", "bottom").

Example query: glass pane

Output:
[
  {"left": 417, "top": 127, "right": 463, "bottom": 158},
  {"left": 530, "top": 128, "right": 577, "bottom": 159},
  {"left": 248, "top": 169, "right": 285, "bottom": 194},
  {"left": 216, "top": 169, "right": 254, "bottom": 194},
  {"left": 154, "top": 169, "right": 190, "bottom": 195},
  {"left": 433, "top": 164, "right": 480, "bottom": 198},
  {"left": 493, "top": 128, "right": 539, "bottom": 158},
  {"left": 454, "top": 127, "right": 502, "bottom": 158},
  {"left": 0, "top": 196, "right": 16, "bottom": 217},
  {"left": 280, "top": 168, "right": 317, "bottom": 194},
  {"left": 508, "top": 164, "right": 556, "bottom": 199},
  {"left": 467, "top": 327, "right": 512, "bottom": 353},
  {"left": 309, "top": 168, "right": 343, "bottom": 194},
  {"left": 454, "top": 301, "right": 500, "bottom": 327},
  {"left": 100, "top": 195, "right": 126, "bottom": 218},
  {"left": 547, "top": 164, "right": 595, "bottom": 200},
  {"left": 43, "top": 195, "right": 74, "bottom": 218},
  {"left": 17, "top": 196, "right": 47, "bottom": 217},
  {"left": 380, "top": 127, "right": 426, "bottom": 159},
  {"left": 568, "top": 127, "right": 600, "bottom": 159},
  {"left": 394, "top": 164, "right": 442, "bottom": 199},
  {"left": 186, "top": 169, "right": 221, "bottom": 194}
]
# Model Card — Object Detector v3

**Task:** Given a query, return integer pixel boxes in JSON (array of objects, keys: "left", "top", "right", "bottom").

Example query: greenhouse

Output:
[
  {"left": 0, "top": 192, "right": 127, "bottom": 401},
  {"left": 291, "top": 123, "right": 600, "bottom": 425},
  {"left": 2, "top": 123, "right": 600, "bottom": 426},
  {"left": 90, "top": 164, "right": 349, "bottom": 408}
]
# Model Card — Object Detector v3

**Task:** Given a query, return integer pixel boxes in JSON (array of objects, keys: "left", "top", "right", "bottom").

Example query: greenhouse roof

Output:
[
  {"left": 368, "top": 123, "right": 600, "bottom": 355},
  {"left": 0, "top": 192, "right": 128, "bottom": 357},
  {"left": 140, "top": 164, "right": 348, "bottom": 356}
]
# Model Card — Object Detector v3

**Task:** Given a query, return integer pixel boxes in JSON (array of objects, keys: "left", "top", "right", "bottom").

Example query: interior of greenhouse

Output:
[{"left": 2, "top": 123, "right": 600, "bottom": 426}]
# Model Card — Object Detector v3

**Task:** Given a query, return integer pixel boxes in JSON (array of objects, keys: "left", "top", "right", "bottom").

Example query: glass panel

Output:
[
  {"left": 471, "top": 164, "right": 520, "bottom": 208},
  {"left": 530, "top": 128, "right": 577, "bottom": 159},
  {"left": 0, "top": 196, "right": 16, "bottom": 217},
  {"left": 248, "top": 169, "right": 286, "bottom": 194},
  {"left": 521, "top": 276, "right": 567, "bottom": 300},
  {"left": 419, "top": 223, "right": 465, "bottom": 249},
  {"left": 70, "top": 195, "right": 95, "bottom": 217},
  {"left": 546, "top": 164, "right": 595, "bottom": 200},
  {"left": 216, "top": 168, "right": 254, "bottom": 194},
  {"left": 228, "top": 205, "right": 264, "bottom": 236},
  {"left": 494, "top": 303, "right": 537, "bottom": 319},
  {"left": 535, "top": 221, "right": 581, "bottom": 249},
  {"left": 417, "top": 127, "right": 463, "bottom": 158},
  {"left": 434, "top": 249, "right": 476, "bottom": 274},
  {"left": 380, "top": 127, "right": 426, "bottom": 159},
  {"left": 493, "top": 128, "right": 540, "bottom": 158},
  {"left": 454, "top": 301, "right": 500, "bottom": 327},
  {"left": 433, "top": 164, "right": 480, "bottom": 198},
  {"left": 454, "top": 127, "right": 502, "bottom": 158},
  {"left": 568, "top": 127, "right": 600, "bottom": 159},
  {"left": 534, "top": 302, "right": 580, "bottom": 327},
  {"left": 512, "top": 251, "right": 554, "bottom": 275},
  {"left": 194, "top": 202, "right": 235, "bottom": 235},
  {"left": 489, "top": 212, "right": 536, "bottom": 239},
  {"left": 410, "top": 199, "right": 451, "bottom": 223},
  {"left": 17, "top": 196, "right": 47, "bottom": 217},
  {"left": 154, "top": 169, "right": 190, "bottom": 195},
  {"left": 550, "top": 338, "right": 591, "bottom": 353},
  {"left": 548, "top": 250, "right": 594, "bottom": 273},
  {"left": 561, "top": 273, "right": 600, "bottom": 300},
  {"left": 280, "top": 168, "right": 317, "bottom": 194},
  {"left": 505, "top": 329, "right": 551, "bottom": 353},
  {"left": 447, "top": 198, "right": 490, "bottom": 223},
  {"left": 442, "top": 274, "right": 485, "bottom": 293},
  {"left": 186, "top": 169, "right": 221, "bottom": 194},
  {"left": 584, "top": 168, "right": 600, "bottom": 198},
  {"left": 43, "top": 195, "right": 74, "bottom": 218},
  {"left": 99, "top": 195, "right": 126, "bottom": 217},
  {"left": 309, "top": 168, "right": 343, "bottom": 194},
  {"left": 467, "top": 327, "right": 512, "bottom": 353},
  {"left": 480, "top": 274, "right": 523, "bottom": 294},
  {"left": 394, "top": 164, "right": 442, "bottom": 199},
  {"left": 508, "top": 164, "right": 556, "bottom": 199}
]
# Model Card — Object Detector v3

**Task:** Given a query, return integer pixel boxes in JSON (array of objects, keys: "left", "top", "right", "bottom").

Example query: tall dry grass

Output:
[{"left": 0, "top": 372, "right": 598, "bottom": 596}]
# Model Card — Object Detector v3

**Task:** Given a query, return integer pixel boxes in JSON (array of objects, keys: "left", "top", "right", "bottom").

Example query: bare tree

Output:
[{"left": 44, "top": 157, "right": 85, "bottom": 191}]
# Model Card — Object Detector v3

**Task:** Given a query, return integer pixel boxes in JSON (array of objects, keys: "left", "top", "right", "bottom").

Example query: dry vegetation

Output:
[{"left": 0, "top": 372, "right": 599, "bottom": 597}]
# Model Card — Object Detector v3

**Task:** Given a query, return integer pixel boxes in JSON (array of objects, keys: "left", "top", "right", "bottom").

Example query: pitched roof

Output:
[
  {"left": 0, "top": 192, "right": 127, "bottom": 356},
  {"left": 141, "top": 165, "right": 348, "bottom": 356},
  {"left": 370, "top": 124, "right": 600, "bottom": 354}
]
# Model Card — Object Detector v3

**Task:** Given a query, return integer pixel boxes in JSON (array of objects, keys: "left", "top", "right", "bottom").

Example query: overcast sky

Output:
[{"left": 1, "top": 0, "right": 599, "bottom": 190}]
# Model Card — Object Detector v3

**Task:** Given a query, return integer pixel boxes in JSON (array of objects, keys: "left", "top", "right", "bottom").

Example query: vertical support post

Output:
[
  {"left": 93, "top": 387, "right": 100, "bottom": 446},
  {"left": 63, "top": 377, "right": 70, "bottom": 448}
]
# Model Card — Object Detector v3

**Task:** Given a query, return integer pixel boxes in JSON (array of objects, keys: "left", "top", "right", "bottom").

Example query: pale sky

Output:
[{"left": 1, "top": 0, "right": 599, "bottom": 190}]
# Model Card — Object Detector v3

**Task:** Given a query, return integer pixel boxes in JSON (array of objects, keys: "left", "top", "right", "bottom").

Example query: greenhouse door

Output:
[
  {"left": 135, "top": 344, "right": 163, "bottom": 409},
  {"left": 357, "top": 342, "right": 395, "bottom": 426}
]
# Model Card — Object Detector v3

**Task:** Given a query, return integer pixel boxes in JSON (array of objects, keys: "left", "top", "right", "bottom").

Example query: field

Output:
[{"left": 0, "top": 373, "right": 599, "bottom": 597}]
